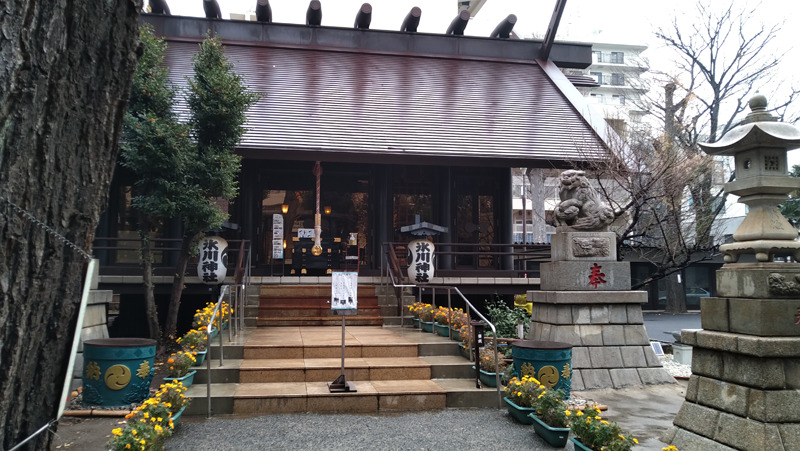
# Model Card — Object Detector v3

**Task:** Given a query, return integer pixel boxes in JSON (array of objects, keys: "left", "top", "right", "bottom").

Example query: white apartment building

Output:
[{"left": 566, "top": 42, "right": 649, "bottom": 135}]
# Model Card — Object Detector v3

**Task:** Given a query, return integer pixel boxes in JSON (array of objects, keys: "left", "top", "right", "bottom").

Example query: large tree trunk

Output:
[
  {"left": 0, "top": 1, "right": 140, "bottom": 449},
  {"left": 138, "top": 222, "right": 160, "bottom": 341},
  {"left": 525, "top": 168, "right": 547, "bottom": 244},
  {"left": 165, "top": 232, "right": 204, "bottom": 341},
  {"left": 664, "top": 272, "right": 688, "bottom": 313}
]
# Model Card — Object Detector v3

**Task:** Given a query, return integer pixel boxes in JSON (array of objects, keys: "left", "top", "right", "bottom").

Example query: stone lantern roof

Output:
[{"left": 700, "top": 94, "right": 800, "bottom": 156}]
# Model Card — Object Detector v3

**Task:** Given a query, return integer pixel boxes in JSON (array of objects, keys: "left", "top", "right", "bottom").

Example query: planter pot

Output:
[
  {"left": 82, "top": 338, "right": 156, "bottom": 407},
  {"left": 420, "top": 321, "right": 434, "bottom": 333},
  {"left": 208, "top": 327, "right": 219, "bottom": 339},
  {"left": 434, "top": 322, "right": 450, "bottom": 337},
  {"left": 503, "top": 397, "right": 535, "bottom": 425},
  {"left": 458, "top": 342, "right": 471, "bottom": 360},
  {"left": 529, "top": 414, "right": 570, "bottom": 447},
  {"left": 163, "top": 370, "right": 197, "bottom": 388},
  {"left": 473, "top": 366, "right": 499, "bottom": 388},
  {"left": 512, "top": 340, "right": 573, "bottom": 398},
  {"left": 169, "top": 406, "right": 186, "bottom": 427},
  {"left": 192, "top": 350, "right": 207, "bottom": 366},
  {"left": 570, "top": 437, "right": 593, "bottom": 451},
  {"left": 412, "top": 318, "right": 420, "bottom": 328}
]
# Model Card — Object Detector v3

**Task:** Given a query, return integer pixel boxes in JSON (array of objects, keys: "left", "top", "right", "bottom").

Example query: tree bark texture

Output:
[
  {"left": 0, "top": 1, "right": 141, "bottom": 449},
  {"left": 664, "top": 271, "right": 688, "bottom": 313},
  {"left": 165, "top": 233, "right": 201, "bottom": 341}
]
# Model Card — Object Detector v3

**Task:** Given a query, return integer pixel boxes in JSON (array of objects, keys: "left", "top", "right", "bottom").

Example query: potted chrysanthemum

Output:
[
  {"left": 163, "top": 350, "right": 197, "bottom": 387},
  {"left": 177, "top": 328, "right": 208, "bottom": 365},
  {"left": 570, "top": 405, "right": 638, "bottom": 450},
  {"left": 529, "top": 388, "right": 571, "bottom": 447}
]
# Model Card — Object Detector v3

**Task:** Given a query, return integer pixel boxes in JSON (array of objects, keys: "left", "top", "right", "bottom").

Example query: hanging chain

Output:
[{"left": 1, "top": 196, "right": 94, "bottom": 261}]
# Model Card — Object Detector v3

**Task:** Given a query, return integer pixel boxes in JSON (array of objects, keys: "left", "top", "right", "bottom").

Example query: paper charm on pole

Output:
[{"left": 312, "top": 162, "right": 323, "bottom": 256}]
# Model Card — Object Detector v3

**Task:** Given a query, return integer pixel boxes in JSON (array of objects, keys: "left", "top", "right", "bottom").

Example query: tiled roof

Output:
[{"left": 158, "top": 21, "right": 611, "bottom": 167}]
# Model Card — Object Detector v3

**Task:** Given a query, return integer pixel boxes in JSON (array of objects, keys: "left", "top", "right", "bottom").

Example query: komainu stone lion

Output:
[{"left": 553, "top": 170, "right": 615, "bottom": 231}]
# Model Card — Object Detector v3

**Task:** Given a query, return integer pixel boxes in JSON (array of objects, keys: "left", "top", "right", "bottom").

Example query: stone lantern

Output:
[
  {"left": 665, "top": 94, "right": 800, "bottom": 451},
  {"left": 698, "top": 93, "right": 800, "bottom": 263}
]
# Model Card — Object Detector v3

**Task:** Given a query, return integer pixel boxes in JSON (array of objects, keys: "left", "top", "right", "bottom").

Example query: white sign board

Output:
[
  {"left": 197, "top": 236, "right": 228, "bottom": 284},
  {"left": 272, "top": 214, "right": 284, "bottom": 259},
  {"left": 331, "top": 272, "right": 358, "bottom": 310},
  {"left": 298, "top": 228, "right": 315, "bottom": 239}
]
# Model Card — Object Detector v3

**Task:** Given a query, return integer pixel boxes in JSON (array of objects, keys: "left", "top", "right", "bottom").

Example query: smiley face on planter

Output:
[{"left": 104, "top": 364, "right": 132, "bottom": 390}]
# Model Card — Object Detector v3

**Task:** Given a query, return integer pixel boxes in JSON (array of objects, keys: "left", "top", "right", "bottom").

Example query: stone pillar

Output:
[
  {"left": 664, "top": 95, "right": 800, "bottom": 450},
  {"left": 529, "top": 170, "right": 673, "bottom": 390}
]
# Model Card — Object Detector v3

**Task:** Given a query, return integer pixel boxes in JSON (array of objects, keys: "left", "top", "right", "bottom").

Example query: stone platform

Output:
[
  {"left": 664, "top": 297, "right": 800, "bottom": 451},
  {"left": 529, "top": 290, "right": 674, "bottom": 390}
]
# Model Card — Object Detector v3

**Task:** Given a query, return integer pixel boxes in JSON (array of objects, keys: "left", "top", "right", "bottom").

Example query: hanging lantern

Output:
[{"left": 197, "top": 236, "right": 228, "bottom": 284}]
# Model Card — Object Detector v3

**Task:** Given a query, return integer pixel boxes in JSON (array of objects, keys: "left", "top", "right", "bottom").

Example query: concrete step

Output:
[
  {"left": 183, "top": 325, "right": 502, "bottom": 417},
  {"left": 256, "top": 316, "right": 385, "bottom": 327},
  {"left": 243, "top": 342, "right": 419, "bottom": 359},
  {"left": 184, "top": 378, "right": 502, "bottom": 415},
  {"left": 239, "top": 356, "right": 432, "bottom": 383}
]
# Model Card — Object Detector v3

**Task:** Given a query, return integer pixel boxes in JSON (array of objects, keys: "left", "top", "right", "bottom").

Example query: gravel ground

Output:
[
  {"left": 166, "top": 409, "right": 575, "bottom": 451},
  {"left": 658, "top": 354, "right": 692, "bottom": 379}
]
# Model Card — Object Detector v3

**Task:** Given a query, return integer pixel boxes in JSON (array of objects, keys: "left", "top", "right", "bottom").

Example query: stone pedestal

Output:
[
  {"left": 664, "top": 265, "right": 800, "bottom": 450},
  {"left": 529, "top": 227, "right": 673, "bottom": 390},
  {"left": 529, "top": 290, "right": 673, "bottom": 390}
]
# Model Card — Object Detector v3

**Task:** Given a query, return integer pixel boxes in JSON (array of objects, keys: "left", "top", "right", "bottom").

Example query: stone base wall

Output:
[
  {"left": 528, "top": 292, "right": 674, "bottom": 390},
  {"left": 665, "top": 328, "right": 800, "bottom": 451}
]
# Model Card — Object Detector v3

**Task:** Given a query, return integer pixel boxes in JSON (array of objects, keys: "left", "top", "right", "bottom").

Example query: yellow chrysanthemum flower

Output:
[{"left": 112, "top": 428, "right": 123, "bottom": 436}]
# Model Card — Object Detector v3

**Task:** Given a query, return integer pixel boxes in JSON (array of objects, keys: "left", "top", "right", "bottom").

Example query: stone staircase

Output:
[
  {"left": 184, "top": 322, "right": 501, "bottom": 416},
  {"left": 257, "top": 285, "right": 384, "bottom": 326}
]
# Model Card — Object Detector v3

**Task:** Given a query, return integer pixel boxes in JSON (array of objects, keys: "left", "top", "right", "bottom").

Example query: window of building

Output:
[
  {"left": 612, "top": 94, "right": 626, "bottom": 105},
  {"left": 590, "top": 93, "right": 603, "bottom": 103},
  {"left": 610, "top": 52, "right": 624, "bottom": 64},
  {"left": 593, "top": 51, "right": 603, "bottom": 63},
  {"left": 611, "top": 73, "right": 625, "bottom": 86},
  {"left": 590, "top": 72, "right": 604, "bottom": 85}
]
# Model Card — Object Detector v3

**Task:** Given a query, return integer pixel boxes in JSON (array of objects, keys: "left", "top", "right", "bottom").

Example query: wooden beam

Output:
[{"left": 539, "top": 0, "right": 567, "bottom": 60}]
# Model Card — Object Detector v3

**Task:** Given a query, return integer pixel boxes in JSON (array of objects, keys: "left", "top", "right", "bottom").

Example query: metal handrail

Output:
[
  {"left": 442, "top": 285, "right": 502, "bottom": 408},
  {"left": 205, "top": 242, "right": 252, "bottom": 417},
  {"left": 381, "top": 243, "right": 416, "bottom": 327},
  {"left": 206, "top": 284, "right": 230, "bottom": 418},
  {"left": 381, "top": 241, "right": 502, "bottom": 407}
]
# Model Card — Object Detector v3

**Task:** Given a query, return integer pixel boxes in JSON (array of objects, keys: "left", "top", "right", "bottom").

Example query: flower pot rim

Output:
[
  {"left": 503, "top": 396, "right": 533, "bottom": 410},
  {"left": 164, "top": 369, "right": 197, "bottom": 380},
  {"left": 528, "top": 412, "right": 571, "bottom": 431}
]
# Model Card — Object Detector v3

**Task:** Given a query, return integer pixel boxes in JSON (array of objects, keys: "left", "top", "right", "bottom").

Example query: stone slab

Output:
[
  {"left": 619, "top": 346, "right": 647, "bottom": 368},
  {"left": 529, "top": 290, "right": 648, "bottom": 304},
  {"left": 570, "top": 368, "right": 585, "bottom": 391},
  {"left": 715, "top": 411, "right": 784, "bottom": 451},
  {"left": 637, "top": 367, "right": 676, "bottom": 385},
  {"left": 700, "top": 297, "right": 729, "bottom": 332},
  {"left": 682, "top": 329, "right": 800, "bottom": 357},
  {"left": 748, "top": 385, "right": 800, "bottom": 423},
  {"left": 609, "top": 368, "right": 642, "bottom": 388},
  {"left": 540, "top": 261, "right": 631, "bottom": 291},
  {"left": 673, "top": 401, "right": 721, "bottom": 438},
  {"left": 667, "top": 427, "right": 737, "bottom": 451},
  {"left": 588, "top": 346, "right": 623, "bottom": 368},
  {"left": 549, "top": 231, "right": 617, "bottom": 261},
  {"left": 728, "top": 298, "right": 800, "bottom": 336},
  {"left": 581, "top": 369, "right": 613, "bottom": 389},
  {"left": 623, "top": 324, "right": 650, "bottom": 346},
  {"left": 696, "top": 376, "right": 749, "bottom": 417},
  {"left": 716, "top": 263, "right": 800, "bottom": 298}
]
